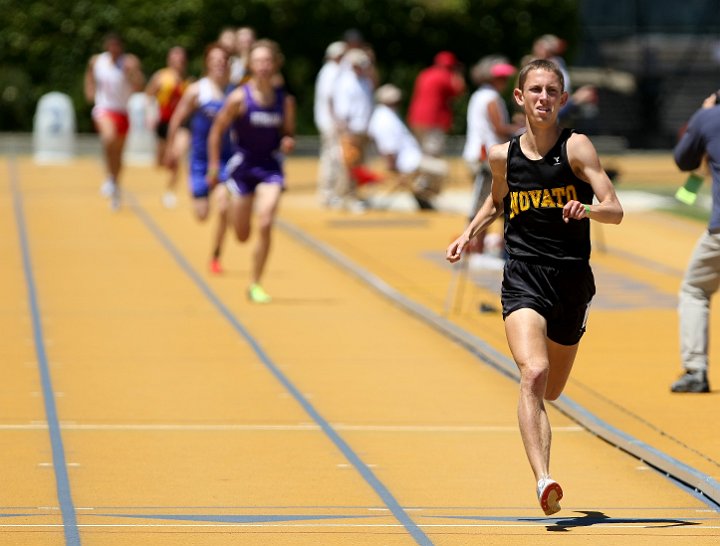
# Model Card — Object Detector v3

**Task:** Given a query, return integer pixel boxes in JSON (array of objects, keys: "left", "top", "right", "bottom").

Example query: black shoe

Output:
[
  {"left": 670, "top": 370, "right": 710, "bottom": 393},
  {"left": 413, "top": 193, "right": 435, "bottom": 210},
  {"left": 479, "top": 302, "right": 498, "bottom": 313}
]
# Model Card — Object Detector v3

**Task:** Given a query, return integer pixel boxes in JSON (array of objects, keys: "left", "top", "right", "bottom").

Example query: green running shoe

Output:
[{"left": 248, "top": 283, "right": 272, "bottom": 304}]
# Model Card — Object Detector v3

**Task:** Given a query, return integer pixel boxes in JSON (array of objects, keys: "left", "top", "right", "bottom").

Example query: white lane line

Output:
[
  {"left": 0, "top": 523, "right": 717, "bottom": 529},
  {"left": 0, "top": 423, "right": 583, "bottom": 433}
]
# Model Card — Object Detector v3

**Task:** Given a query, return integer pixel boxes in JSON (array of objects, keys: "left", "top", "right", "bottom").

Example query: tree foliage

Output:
[{"left": 0, "top": 0, "right": 578, "bottom": 133}]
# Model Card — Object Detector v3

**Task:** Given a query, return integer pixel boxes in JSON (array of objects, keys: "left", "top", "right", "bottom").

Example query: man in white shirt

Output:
[
  {"left": 368, "top": 84, "right": 447, "bottom": 210},
  {"left": 331, "top": 48, "right": 375, "bottom": 211},
  {"left": 463, "top": 58, "right": 521, "bottom": 248},
  {"left": 313, "top": 41, "right": 347, "bottom": 206}
]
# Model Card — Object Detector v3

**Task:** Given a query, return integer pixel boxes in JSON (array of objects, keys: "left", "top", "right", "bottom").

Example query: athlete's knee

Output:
[
  {"left": 252, "top": 206, "right": 274, "bottom": 234},
  {"left": 257, "top": 216, "right": 274, "bottom": 236},
  {"left": 216, "top": 197, "right": 229, "bottom": 216},
  {"left": 519, "top": 364, "right": 549, "bottom": 395},
  {"left": 234, "top": 226, "right": 251, "bottom": 242},
  {"left": 99, "top": 131, "right": 118, "bottom": 147}
]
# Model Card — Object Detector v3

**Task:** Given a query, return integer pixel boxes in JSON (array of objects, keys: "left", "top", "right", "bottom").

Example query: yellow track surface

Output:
[{"left": 1, "top": 155, "right": 718, "bottom": 545}]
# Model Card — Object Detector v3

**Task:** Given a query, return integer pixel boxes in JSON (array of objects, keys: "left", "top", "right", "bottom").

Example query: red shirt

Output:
[{"left": 407, "top": 65, "right": 464, "bottom": 132}]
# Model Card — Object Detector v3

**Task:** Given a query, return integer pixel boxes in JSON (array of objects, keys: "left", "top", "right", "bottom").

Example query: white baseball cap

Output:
[
  {"left": 325, "top": 41, "right": 347, "bottom": 60},
  {"left": 375, "top": 84, "right": 402, "bottom": 105},
  {"left": 344, "top": 48, "right": 371, "bottom": 68}
]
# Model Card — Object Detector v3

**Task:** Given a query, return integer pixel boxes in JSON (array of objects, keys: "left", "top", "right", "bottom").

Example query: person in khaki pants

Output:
[
  {"left": 672, "top": 91, "right": 720, "bottom": 393},
  {"left": 330, "top": 48, "right": 375, "bottom": 212}
]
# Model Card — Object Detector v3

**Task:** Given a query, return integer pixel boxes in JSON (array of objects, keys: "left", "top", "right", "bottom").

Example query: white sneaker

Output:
[
  {"left": 347, "top": 199, "right": 368, "bottom": 214},
  {"left": 100, "top": 178, "right": 114, "bottom": 198},
  {"left": 110, "top": 185, "right": 122, "bottom": 211},
  {"left": 326, "top": 196, "right": 344, "bottom": 210},
  {"left": 537, "top": 477, "right": 563, "bottom": 515},
  {"left": 162, "top": 191, "right": 177, "bottom": 209}
]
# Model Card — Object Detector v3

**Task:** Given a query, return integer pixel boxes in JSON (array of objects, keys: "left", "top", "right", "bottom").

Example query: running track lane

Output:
[
  {"left": 9, "top": 157, "right": 81, "bottom": 545},
  {"left": 128, "top": 194, "right": 433, "bottom": 545},
  {"left": 9, "top": 155, "right": 431, "bottom": 546}
]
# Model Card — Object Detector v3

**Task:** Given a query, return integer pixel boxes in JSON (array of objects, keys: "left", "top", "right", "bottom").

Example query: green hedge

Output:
[{"left": 0, "top": 0, "right": 578, "bottom": 134}]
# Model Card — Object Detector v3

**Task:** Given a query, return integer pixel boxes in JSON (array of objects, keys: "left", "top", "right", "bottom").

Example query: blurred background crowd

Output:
[{"left": 2, "top": 0, "right": 720, "bottom": 150}]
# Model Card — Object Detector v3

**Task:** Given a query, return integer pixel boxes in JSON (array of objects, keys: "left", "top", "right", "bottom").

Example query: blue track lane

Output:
[{"left": 130, "top": 197, "right": 434, "bottom": 546}]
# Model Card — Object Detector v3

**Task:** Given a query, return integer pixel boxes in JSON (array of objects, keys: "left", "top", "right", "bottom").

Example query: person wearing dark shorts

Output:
[
  {"left": 502, "top": 258, "right": 595, "bottom": 346},
  {"left": 208, "top": 39, "right": 296, "bottom": 303},
  {"left": 447, "top": 59, "right": 623, "bottom": 516},
  {"left": 145, "top": 46, "right": 190, "bottom": 208}
]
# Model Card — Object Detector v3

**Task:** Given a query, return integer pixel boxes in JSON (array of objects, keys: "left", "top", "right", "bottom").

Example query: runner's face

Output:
[
  {"left": 237, "top": 29, "right": 256, "bottom": 53},
  {"left": 250, "top": 47, "right": 275, "bottom": 80},
  {"left": 515, "top": 68, "right": 567, "bottom": 123},
  {"left": 206, "top": 48, "right": 228, "bottom": 79},
  {"left": 105, "top": 38, "right": 123, "bottom": 59},
  {"left": 168, "top": 48, "right": 187, "bottom": 72}
]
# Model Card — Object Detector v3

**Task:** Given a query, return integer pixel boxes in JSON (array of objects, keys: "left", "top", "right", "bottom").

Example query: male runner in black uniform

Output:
[{"left": 446, "top": 59, "right": 623, "bottom": 515}]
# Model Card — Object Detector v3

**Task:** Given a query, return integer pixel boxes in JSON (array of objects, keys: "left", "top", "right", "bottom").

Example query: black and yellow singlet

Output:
[{"left": 503, "top": 128, "right": 594, "bottom": 265}]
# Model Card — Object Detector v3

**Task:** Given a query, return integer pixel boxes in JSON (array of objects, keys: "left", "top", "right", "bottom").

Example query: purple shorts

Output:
[{"left": 226, "top": 151, "right": 285, "bottom": 196}]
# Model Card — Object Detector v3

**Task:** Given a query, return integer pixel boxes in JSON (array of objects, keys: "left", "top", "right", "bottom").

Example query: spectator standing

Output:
[
  {"left": 462, "top": 56, "right": 523, "bottom": 255},
  {"left": 313, "top": 40, "right": 347, "bottom": 206},
  {"left": 229, "top": 26, "right": 256, "bottom": 86},
  {"left": 671, "top": 90, "right": 720, "bottom": 393},
  {"left": 523, "top": 34, "right": 597, "bottom": 124},
  {"left": 218, "top": 27, "right": 237, "bottom": 54},
  {"left": 407, "top": 51, "right": 466, "bottom": 159},
  {"left": 341, "top": 28, "right": 379, "bottom": 86},
  {"left": 331, "top": 48, "right": 375, "bottom": 212}
]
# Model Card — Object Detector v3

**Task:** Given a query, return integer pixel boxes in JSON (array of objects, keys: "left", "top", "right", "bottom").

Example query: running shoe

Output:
[
  {"left": 671, "top": 370, "right": 710, "bottom": 393},
  {"left": 537, "top": 477, "right": 563, "bottom": 516},
  {"left": 209, "top": 258, "right": 223, "bottom": 275},
  {"left": 413, "top": 193, "right": 436, "bottom": 211},
  {"left": 162, "top": 191, "right": 177, "bottom": 209},
  {"left": 247, "top": 283, "right": 272, "bottom": 304},
  {"left": 346, "top": 198, "right": 368, "bottom": 214},
  {"left": 100, "top": 178, "right": 114, "bottom": 198},
  {"left": 109, "top": 185, "right": 121, "bottom": 211}
]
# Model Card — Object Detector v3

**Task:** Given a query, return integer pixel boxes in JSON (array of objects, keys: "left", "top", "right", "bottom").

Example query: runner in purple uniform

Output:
[{"left": 207, "top": 39, "right": 296, "bottom": 303}]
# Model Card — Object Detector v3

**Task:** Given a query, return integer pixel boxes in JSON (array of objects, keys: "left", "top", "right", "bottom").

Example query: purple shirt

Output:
[{"left": 230, "top": 84, "right": 285, "bottom": 161}]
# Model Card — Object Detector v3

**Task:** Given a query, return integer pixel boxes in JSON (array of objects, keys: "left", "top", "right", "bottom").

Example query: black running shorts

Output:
[
  {"left": 155, "top": 120, "right": 170, "bottom": 140},
  {"left": 501, "top": 258, "right": 596, "bottom": 346}
]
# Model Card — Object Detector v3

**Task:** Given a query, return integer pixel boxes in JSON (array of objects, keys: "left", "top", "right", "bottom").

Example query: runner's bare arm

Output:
[
  {"left": 446, "top": 143, "right": 508, "bottom": 263},
  {"left": 123, "top": 54, "right": 145, "bottom": 92},
  {"left": 566, "top": 133, "right": 623, "bottom": 224},
  {"left": 280, "top": 94, "right": 296, "bottom": 154},
  {"left": 207, "top": 87, "right": 246, "bottom": 185},
  {"left": 83, "top": 56, "right": 98, "bottom": 103},
  {"left": 164, "top": 82, "right": 198, "bottom": 165}
]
